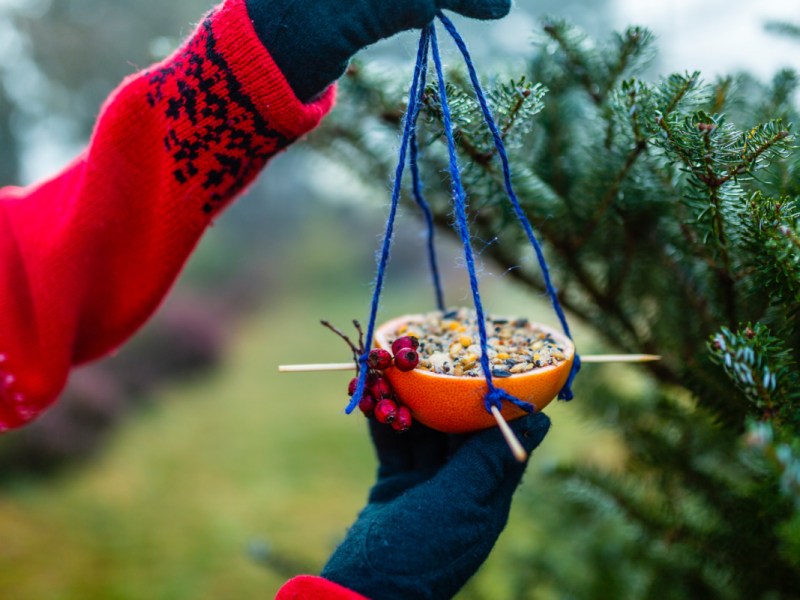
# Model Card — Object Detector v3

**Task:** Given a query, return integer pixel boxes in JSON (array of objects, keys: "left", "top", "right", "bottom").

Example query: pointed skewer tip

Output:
[{"left": 490, "top": 406, "right": 527, "bottom": 463}]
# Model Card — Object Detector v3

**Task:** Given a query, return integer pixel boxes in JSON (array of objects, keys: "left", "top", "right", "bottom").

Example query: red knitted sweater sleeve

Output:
[
  {"left": 0, "top": 0, "right": 335, "bottom": 430},
  {"left": 276, "top": 575, "right": 370, "bottom": 599}
]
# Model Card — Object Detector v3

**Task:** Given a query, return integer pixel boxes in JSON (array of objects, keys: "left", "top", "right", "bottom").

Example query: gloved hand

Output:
[
  {"left": 245, "top": 0, "right": 512, "bottom": 101},
  {"left": 321, "top": 412, "right": 551, "bottom": 600}
]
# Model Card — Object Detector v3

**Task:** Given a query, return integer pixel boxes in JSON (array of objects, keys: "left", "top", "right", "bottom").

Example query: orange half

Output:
[{"left": 374, "top": 314, "right": 575, "bottom": 434}]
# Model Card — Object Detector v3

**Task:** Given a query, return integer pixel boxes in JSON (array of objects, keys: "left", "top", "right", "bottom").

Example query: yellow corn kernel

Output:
[
  {"left": 459, "top": 335, "right": 473, "bottom": 347},
  {"left": 497, "top": 352, "right": 510, "bottom": 360}
]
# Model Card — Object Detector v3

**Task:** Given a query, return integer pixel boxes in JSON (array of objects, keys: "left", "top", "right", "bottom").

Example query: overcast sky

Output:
[
  {"left": 610, "top": 0, "right": 799, "bottom": 77},
  {"left": 369, "top": 0, "right": 798, "bottom": 81}
]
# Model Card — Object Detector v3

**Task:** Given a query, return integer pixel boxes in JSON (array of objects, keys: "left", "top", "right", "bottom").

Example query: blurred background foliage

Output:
[{"left": 0, "top": 0, "right": 798, "bottom": 599}]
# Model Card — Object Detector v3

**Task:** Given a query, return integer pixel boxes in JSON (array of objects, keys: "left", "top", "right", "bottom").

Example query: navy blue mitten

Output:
[
  {"left": 245, "top": 0, "right": 512, "bottom": 101},
  {"left": 321, "top": 413, "right": 551, "bottom": 600}
]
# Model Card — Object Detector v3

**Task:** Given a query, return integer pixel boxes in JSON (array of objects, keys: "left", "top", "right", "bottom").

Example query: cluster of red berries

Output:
[
  {"left": 322, "top": 320, "right": 420, "bottom": 434},
  {"left": 348, "top": 336, "right": 420, "bottom": 433},
  {"left": 368, "top": 335, "right": 420, "bottom": 372}
]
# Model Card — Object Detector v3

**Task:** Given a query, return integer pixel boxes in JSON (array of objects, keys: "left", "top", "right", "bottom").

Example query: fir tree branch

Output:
[
  {"left": 557, "top": 244, "right": 671, "bottom": 374},
  {"left": 718, "top": 129, "right": 790, "bottom": 186},
  {"left": 765, "top": 21, "right": 800, "bottom": 41},
  {"left": 710, "top": 77, "right": 732, "bottom": 114},
  {"left": 664, "top": 72, "right": 701, "bottom": 115},
  {"left": 744, "top": 194, "right": 800, "bottom": 308},
  {"left": 438, "top": 210, "right": 681, "bottom": 384},
  {"left": 709, "top": 324, "right": 800, "bottom": 427},
  {"left": 606, "top": 225, "right": 636, "bottom": 300},
  {"left": 555, "top": 466, "right": 689, "bottom": 547},
  {"left": 676, "top": 212, "right": 724, "bottom": 273},
  {"left": 543, "top": 22, "right": 603, "bottom": 105},
  {"left": 500, "top": 86, "right": 535, "bottom": 140},
  {"left": 656, "top": 116, "right": 697, "bottom": 170},
  {"left": 420, "top": 91, "right": 493, "bottom": 166},
  {"left": 574, "top": 138, "right": 647, "bottom": 247},
  {"left": 659, "top": 247, "right": 716, "bottom": 330},
  {"left": 606, "top": 28, "right": 647, "bottom": 91},
  {"left": 780, "top": 223, "right": 800, "bottom": 250},
  {"left": 700, "top": 124, "right": 738, "bottom": 325}
]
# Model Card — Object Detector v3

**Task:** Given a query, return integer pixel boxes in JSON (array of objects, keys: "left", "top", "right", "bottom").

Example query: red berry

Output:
[
  {"left": 370, "top": 376, "right": 393, "bottom": 400},
  {"left": 374, "top": 399, "right": 398, "bottom": 424},
  {"left": 348, "top": 377, "right": 359, "bottom": 396},
  {"left": 391, "top": 406, "right": 413, "bottom": 432},
  {"left": 358, "top": 392, "right": 376, "bottom": 417},
  {"left": 391, "top": 335, "right": 419, "bottom": 355},
  {"left": 367, "top": 348, "right": 393, "bottom": 370},
  {"left": 394, "top": 348, "right": 419, "bottom": 372}
]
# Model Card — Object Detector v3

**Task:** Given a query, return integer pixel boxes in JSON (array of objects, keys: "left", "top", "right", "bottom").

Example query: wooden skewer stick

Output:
[
  {"left": 279, "top": 362, "right": 361, "bottom": 373},
  {"left": 579, "top": 354, "right": 661, "bottom": 363},
  {"left": 278, "top": 354, "right": 661, "bottom": 373},
  {"left": 490, "top": 406, "right": 527, "bottom": 463}
]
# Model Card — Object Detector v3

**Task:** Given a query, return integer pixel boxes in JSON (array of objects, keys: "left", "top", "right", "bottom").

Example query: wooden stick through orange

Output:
[
  {"left": 278, "top": 354, "right": 661, "bottom": 373},
  {"left": 490, "top": 406, "right": 528, "bottom": 462}
]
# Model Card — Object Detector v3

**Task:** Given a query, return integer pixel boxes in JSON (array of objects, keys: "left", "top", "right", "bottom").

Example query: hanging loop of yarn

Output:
[
  {"left": 436, "top": 12, "right": 581, "bottom": 400},
  {"left": 428, "top": 23, "right": 535, "bottom": 415},
  {"left": 346, "top": 16, "right": 579, "bottom": 417},
  {"left": 345, "top": 26, "right": 432, "bottom": 415},
  {"left": 408, "top": 34, "right": 446, "bottom": 313}
]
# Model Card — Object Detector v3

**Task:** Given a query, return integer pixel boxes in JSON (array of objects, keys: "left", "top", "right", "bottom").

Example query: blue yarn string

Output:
[
  {"left": 347, "top": 18, "right": 580, "bottom": 416},
  {"left": 345, "top": 29, "right": 431, "bottom": 414},
  {"left": 437, "top": 12, "right": 581, "bottom": 400},
  {"left": 429, "top": 25, "right": 534, "bottom": 415},
  {"left": 410, "top": 133, "right": 445, "bottom": 312},
  {"left": 408, "top": 35, "right": 446, "bottom": 312}
]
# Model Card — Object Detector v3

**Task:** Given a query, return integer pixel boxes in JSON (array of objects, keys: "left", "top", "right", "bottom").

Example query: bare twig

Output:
[
  {"left": 320, "top": 320, "right": 361, "bottom": 363},
  {"left": 353, "top": 320, "right": 366, "bottom": 354}
]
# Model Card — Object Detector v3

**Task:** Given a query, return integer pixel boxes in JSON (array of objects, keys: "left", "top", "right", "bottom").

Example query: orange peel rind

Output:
[{"left": 374, "top": 314, "right": 575, "bottom": 433}]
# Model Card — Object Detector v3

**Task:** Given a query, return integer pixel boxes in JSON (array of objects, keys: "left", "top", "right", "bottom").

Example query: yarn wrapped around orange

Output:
[{"left": 374, "top": 314, "right": 575, "bottom": 434}]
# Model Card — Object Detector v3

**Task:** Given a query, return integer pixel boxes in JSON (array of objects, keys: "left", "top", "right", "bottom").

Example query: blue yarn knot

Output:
[
  {"left": 345, "top": 353, "right": 373, "bottom": 415},
  {"left": 558, "top": 354, "right": 582, "bottom": 401},
  {"left": 484, "top": 386, "right": 535, "bottom": 414}
]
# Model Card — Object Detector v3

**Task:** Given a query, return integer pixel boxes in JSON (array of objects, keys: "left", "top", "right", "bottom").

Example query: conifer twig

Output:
[
  {"left": 717, "top": 130, "right": 790, "bottom": 186},
  {"left": 543, "top": 22, "right": 603, "bottom": 105},
  {"left": 574, "top": 139, "right": 647, "bottom": 247}
]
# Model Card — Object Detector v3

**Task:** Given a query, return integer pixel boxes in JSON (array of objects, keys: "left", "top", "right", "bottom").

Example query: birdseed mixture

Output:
[{"left": 387, "top": 308, "right": 569, "bottom": 378}]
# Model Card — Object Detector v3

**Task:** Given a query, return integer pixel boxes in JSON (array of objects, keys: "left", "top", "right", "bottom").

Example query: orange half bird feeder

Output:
[{"left": 339, "top": 16, "right": 582, "bottom": 441}]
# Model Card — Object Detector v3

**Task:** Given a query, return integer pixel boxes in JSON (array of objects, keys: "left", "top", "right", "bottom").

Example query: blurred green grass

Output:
[{"left": 0, "top": 211, "right": 632, "bottom": 599}]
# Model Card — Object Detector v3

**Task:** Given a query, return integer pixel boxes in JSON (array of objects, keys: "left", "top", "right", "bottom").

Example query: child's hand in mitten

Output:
[
  {"left": 245, "top": 0, "right": 512, "bottom": 101},
  {"left": 321, "top": 412, "right": 550, "bottom": 600}
]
